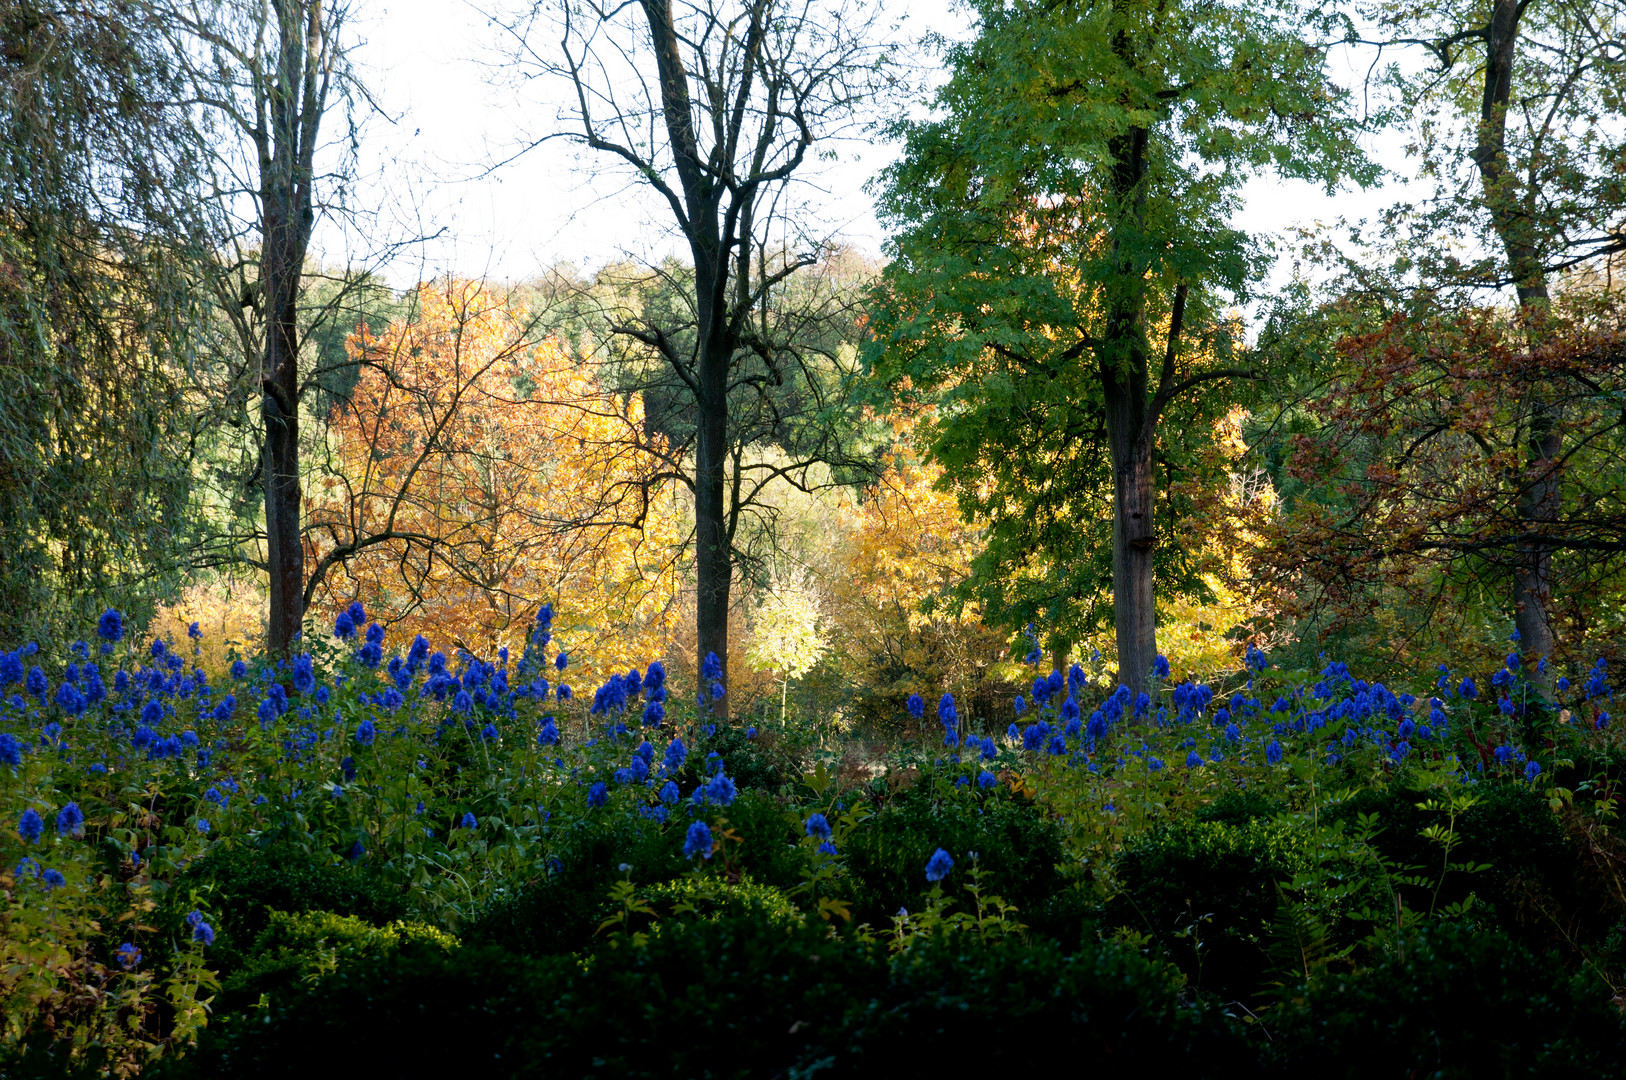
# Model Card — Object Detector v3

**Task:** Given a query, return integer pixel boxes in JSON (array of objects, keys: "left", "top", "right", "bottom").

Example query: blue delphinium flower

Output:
[
  {"left": 355, "top": 719, "right": 376, "bottom": 746},
  {"left": 538, "top": 718, "right": 559, "bottom": 746},
  {"left": 192, "top": 920, "right": 214, "bottom": 946},
  {"left": 480, "top": 723, "right": 500, "bottom": 741},
  {"left": 659, "top": 780, "right": 680, "bottom": 805},
  {"left": 1265, "top": 740, "right": 1283, "bottom": 765},
  {"left": 116, "top": 943, "right": 141, "bottom": 970},
  {"left": 705, "top": 773, "right": 737, "bottom": 807},
  {"left": 683, "top": 821, "right": 713, "bottom": 860},
  {"left": 1525, "top": 761, "right": 1542, "bottom": 781},
  {"left": 460, "top": 812, "right": 477, "bottom": 829},
  {"left": 664, "top": 738, "right": 687, "bottom": 774},
  {"left": 805, "top": 813, "right": 832, "bottom": 839},
  {"left": 1185, "top": 750, "right": 1203, "bottom": 769},
  {"left": 556, "top": 652, "right": 568, "bottom": 671},
  {"left": 25, "top": 666, "right": 47, "bottom": 697},
  {"left": 453, "top": 689, "right": 473, "bottom": 714},
  {"left": 55, "top": 803, "right": 83, "bottom": 838},
  {"left": 977, "top": 770, "right": 997, "bottom": 789},
  {"left": 292, "top": 654, "right": 316, "bottom": 694},
  {"left": 1458, "top": 677, "right": 1477, "bottom": 700},
  {"left": 231, "top": 659, "right": 247, "bottom": 679},
  {"left": 1013, "top": 694, "right": 1025, "bottom": 715},
  {"left": 196, "top": 819, "right": 210, "bottom": 835},
  {"left": 334, "top": 611, "right": 355, "bottom": 640},
  {"left": 818, "top": 840, "right": 838, "bottom": 856},
  {"left": 42, "top": 868, "right": 66, "bottom": 889},
  {"left": 1152, "top": 654, "right": 1171, "bottom": 680},
  {"left": 906, "top": 693, "right": 925, "bottom": 718},
  {"left": 98, "top": 609, "right": 125, "bottom": 644},
  {"left": 980, "top": 738, "right": 997, "bottom": 761},
  {"left": 0, "top": 734, "right": 19, "bottom": 768},
  {"left": 924, "top": 847, "right": 954, "bottom": 883},
  {"left": 18, "top": 808, "right": 43, "bottom": 843},
  {"left": 587, "top": 782, "right": 609, "bottom": 808},
  {"left": 702, "top": 651, "right": 722, "bottom": 680}
]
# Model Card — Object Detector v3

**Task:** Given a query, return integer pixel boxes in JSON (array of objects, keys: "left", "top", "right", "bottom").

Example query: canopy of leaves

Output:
[{"left": 864, "top": 0, "right": 1373, "bottom": 645}]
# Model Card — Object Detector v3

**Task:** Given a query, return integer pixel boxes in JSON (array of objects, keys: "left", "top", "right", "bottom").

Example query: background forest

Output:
[{"left": 3, "top": 0, "right": 1626, "bottom": 1075}]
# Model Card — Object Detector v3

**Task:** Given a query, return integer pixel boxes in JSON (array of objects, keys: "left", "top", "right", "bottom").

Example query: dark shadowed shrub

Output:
[
  {"left": 157, "top": 915, "right": 881, "bottom": 1079},
  {"left": 1264, "top": 922, "right": 1626, "bottom": 1079},
  {"left": 800, "top": 934, "right": 1252, "bottom": 1077},
  {"left": 1104, "top": 819, "right": 1316, "bottom": 999},
  {"left": 840, "top": 777, "right": 1067, "bottom": 927}
]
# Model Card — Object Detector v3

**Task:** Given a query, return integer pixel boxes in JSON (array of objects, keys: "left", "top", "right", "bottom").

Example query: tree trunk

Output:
[
  {"left": 1101, "top": 98, "right": 1157, "bottom": 695},
  {"left": 1106, "top": 383, "right": 1157, "bottom": 695},
  {"left": 1474, "top": 0, "right": 1556, "bottom": 672},
  {"left": 693, "top": 365, "right": 731, "bottom": 714},
  {"left": 262, "top": 264, "right": 303, "bottom": 655}
]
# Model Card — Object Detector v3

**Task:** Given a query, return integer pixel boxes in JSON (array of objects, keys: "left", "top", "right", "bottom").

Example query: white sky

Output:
[{"left": 331, "top": 0, "right": 1421, "bottom": 312}]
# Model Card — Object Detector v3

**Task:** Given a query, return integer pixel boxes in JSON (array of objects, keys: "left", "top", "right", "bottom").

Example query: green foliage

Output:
[
  {"left": 0, "top": 2, "right": 212, "bottom": 646},
  {"left": 813, "top": 933, "right": 1248, "bottom": 1074},
  {"left": 866, "top": 0, "right": 1374, "bottom": 642},
  {"left": 160, "top": 915, "right": 882, "bottom": 1079},
  {"left": 1322, "top": 779, "right": 1581, "bottom": 943},
  {"left": 219, "top": 909, "right": 456, "bottom": 1013},
  {"left": 840, "top": 769, "right": 1067, "bottom": 927},
  {"left": 168, "top": 841, "right": 409, "bottom": 975},
  {"left": 1105, "top": 818, "right": 1318, "bottom": 997},
  {"left": 1264, "top": 922, "right": 1626, "bottom": 1079}
]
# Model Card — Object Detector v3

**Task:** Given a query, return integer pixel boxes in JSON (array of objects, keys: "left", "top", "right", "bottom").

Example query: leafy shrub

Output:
[
  {"left": 1264, "top": 922, "right": 1626, "bottom": 1078},
  {"left": 712, "top": 789, "right": 810, "bottom": 888},
  {"left": 637, "top": 875, "right": 802, "bottom": 931},
  {"left": 1196, "top": 789, "right": 1286, "bottom": 826},
  {"left": 218, "top": 910, "right": 457, "bottom": 1013},
  {"left": 805, "top": 935, "right": 1251, "bottom": 1076},
  {"left": 165, "top": 841, "right": 408, "bottom": 974},
  {"left": 464, "top": 811, "right": 689, "bottom": 957},
  {"left": 1105, "top": 819, "right": 1317, "bottom": 999},
  {"left": 840, "top": 773, "right": 1067, "bottom": 927},
  {"left": 681, "top": 723, "right": 795, "bottom": 794},
  {"left": 159, "top": 915, "right": 881, "bottom": 1079},
  {"left": 1322, "top": 780, "right": 1583, "bottom": 944}
]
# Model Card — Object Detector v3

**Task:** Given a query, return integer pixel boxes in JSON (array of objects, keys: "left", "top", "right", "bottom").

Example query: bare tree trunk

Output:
[
  {"left": 694, "top": 345, "right": 731, "bottom": 708},
  {"left": 1110, "top": 421, "right": 1157, "bottom": 694},
  {"left": 262, "top": 254, "right": 304, "bottom": 654}
]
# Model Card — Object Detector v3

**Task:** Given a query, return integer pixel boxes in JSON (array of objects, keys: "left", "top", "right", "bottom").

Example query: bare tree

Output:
[
  {"left": 155, "top": 0, "right": 418, "bottom": 653},
  {"left": 496, "top": 0, "right": 898, "bottom": 705}
]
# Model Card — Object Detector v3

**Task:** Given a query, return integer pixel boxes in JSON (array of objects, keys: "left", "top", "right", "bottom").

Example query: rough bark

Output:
[
  {"left": 1471, "top": 0, "right": 1556, "bottom": 669},
  {"left": 1099, "top": 92, "right": 1158, "bottom": 695},
  {"left": 260, "top": 0, "right": 327, "bottom": 655}
]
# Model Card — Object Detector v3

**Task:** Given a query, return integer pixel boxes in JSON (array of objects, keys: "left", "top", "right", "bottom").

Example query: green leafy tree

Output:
[
  {"left": 867, "top": 0, "right": 1373, "bottom": 691},
  {"left": 0, "top": 1, "right": 214, "bottom": 644}
]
